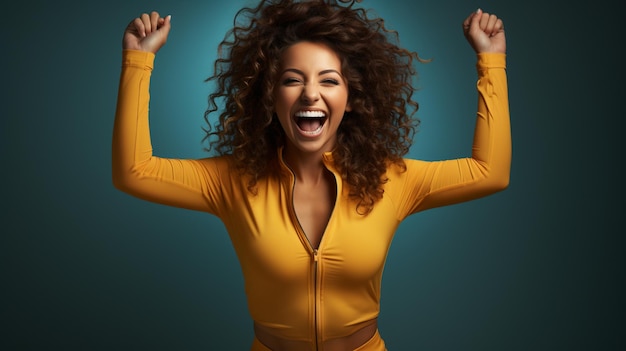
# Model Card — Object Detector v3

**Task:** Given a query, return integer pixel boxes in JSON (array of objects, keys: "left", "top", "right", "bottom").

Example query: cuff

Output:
[
  {"left": 476, "top": 53, "right": 506, "bottom": 70},
  {"left": 121, "top": 49, "right": 156, "bottom": 70}
]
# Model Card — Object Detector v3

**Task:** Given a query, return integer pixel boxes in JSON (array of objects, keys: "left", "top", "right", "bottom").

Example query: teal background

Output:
[{"left": 2, "top": 0, "right": 622, "bottom": 350}]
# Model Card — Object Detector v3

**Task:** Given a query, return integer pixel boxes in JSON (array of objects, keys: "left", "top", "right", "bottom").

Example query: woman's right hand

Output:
[{"left": 123, "top": 11, "right": 171, "bottom": 53}]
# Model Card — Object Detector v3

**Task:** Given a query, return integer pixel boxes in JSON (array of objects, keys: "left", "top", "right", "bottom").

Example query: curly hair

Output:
[{"left": 204, "top": 0, "right": 424, "bottom": 214}]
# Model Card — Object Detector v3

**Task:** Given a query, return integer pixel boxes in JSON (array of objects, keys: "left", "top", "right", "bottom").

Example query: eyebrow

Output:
[{"left": 282, "top": 68, "right": 342, "bottom": 76}]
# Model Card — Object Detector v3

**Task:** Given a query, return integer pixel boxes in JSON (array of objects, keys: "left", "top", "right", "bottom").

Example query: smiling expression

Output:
[{"left": 274, "top": 41, "right": 351, "bottom": 156}]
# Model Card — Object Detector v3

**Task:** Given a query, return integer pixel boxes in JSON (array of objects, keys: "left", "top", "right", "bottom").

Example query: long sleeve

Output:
[
  {"left": 471, "top": 53, "right": 510, "bottom": 190},
  {"left": 111, "top": 50, "right": 226, "bottom": 214},
  {"left": 388, "top": 53, "right": 511, "bottom": 218}
]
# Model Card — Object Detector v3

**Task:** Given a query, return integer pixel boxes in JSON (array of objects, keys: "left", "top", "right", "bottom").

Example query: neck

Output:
[{"left": 282, "top": 147, "right": 329, "bottom": 185}]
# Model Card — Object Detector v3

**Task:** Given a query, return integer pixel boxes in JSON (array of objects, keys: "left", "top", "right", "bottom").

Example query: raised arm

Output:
[
  {"left": 460, "top": 8, "right": 510, "bottom": 194},
  {"left": 391, "top": 10, "right": 511, "bottom": 216},
  {"left": 112, "top": 12, "right": 222, "bottom": 213}
]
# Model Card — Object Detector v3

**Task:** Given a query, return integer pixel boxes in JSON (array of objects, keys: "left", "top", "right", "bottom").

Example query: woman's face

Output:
[{"left": 274, "top": 41, "right": 351, "bottom": 156}]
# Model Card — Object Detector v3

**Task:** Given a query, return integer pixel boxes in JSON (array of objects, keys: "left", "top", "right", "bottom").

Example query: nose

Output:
[{"left": 301, "top": 83, "right": 320, "bottom": 104}]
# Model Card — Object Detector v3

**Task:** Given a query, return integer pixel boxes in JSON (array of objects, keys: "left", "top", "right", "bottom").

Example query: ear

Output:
[{"left": 345, "top": 100, "right": 352, "bottom": 112}]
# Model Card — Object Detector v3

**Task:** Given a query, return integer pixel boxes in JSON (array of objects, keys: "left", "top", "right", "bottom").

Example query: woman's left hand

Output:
[{"left": 463, "top": 9, "right": 506, "bottom": 54}]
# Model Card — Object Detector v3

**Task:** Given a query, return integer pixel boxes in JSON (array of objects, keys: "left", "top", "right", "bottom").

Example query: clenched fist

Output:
[
  {"left": 123, "top": 11, "right": 172, "bottom": 54},
  {"left": 462, "top": 9, "right": 506, "bottom": 54}
]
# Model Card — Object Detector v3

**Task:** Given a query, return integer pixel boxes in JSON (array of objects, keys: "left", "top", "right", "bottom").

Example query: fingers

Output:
[
  {"left": 150, "top": 11, "right": 160, "bottom": 33},
  {"left": 130, "top": 17, "right": 145, "bottom": 38},
  {"left": 462, "top": 8, "right": 481, "bottom": 36},
  {"left": 479, "top": 12, "right": 503, "bottom": 37},
  {"left": 463, "top": 9, "right": 504, "bottom": 37},
  {"left": 133, "top": 11, "right": 167, "bottom": 38},
  {"left": 462, "top": 8, "right": 506, "bottom": 54},
  {"left": 124, "top": 11, "right": 172, "bottom": 53},
  {"left": 471, "top": 8, "right": 482, "bottom": 29}
]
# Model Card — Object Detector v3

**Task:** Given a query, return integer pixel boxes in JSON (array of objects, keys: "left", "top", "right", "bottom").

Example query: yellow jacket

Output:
[{"left": 112, "top": 50, "right": 510, "bottom": 346}]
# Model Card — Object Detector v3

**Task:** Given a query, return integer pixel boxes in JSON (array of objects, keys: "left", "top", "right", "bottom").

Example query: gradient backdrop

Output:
[{"left": 3, "top": 0, "right": 623, "bottom": 350}]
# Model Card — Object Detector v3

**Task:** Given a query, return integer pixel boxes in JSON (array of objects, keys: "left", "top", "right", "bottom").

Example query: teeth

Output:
[{"left": 295, "top": 111, "right": 326, "bottom": 118}]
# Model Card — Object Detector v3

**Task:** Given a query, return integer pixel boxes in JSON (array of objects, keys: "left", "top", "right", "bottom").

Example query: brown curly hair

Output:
[{"left": 203, "top": 0, "right": 424, "bottom": 214}]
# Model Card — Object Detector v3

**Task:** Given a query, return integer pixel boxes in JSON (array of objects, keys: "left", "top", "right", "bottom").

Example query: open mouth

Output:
[{"left": 294, "top": 110, "right": 327, "bottom": 135}]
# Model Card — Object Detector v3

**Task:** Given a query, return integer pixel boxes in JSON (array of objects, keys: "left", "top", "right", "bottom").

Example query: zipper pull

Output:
[{"left": 313, "top": 249, "right": 318, "bottom": 262}]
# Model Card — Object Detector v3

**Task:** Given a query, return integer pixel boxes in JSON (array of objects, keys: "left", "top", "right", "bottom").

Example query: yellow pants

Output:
[{"left": 251, "top": 330, "right": 387, "bottom": 351}]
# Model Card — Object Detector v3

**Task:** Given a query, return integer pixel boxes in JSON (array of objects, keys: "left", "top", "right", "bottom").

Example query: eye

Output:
[
  {"left": 321, "top": 78, "right": 340, "bottom": 86},
  {"left": 282, "top": 77, "right": 302, "bottom": 85}
]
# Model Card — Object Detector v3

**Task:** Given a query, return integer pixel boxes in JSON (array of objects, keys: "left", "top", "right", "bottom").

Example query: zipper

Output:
[
  {"left": 282, "top": 153, "right": 340, "bottom": 351},
  {"left": 284, "top": 164, "right": 321, "bottom": 350},
  {"left": 313, "top": 249, "right": 320, "bottom": 350}
]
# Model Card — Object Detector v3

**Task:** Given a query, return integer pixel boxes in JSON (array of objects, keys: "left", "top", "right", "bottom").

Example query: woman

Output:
[{"left": 112, "top": 0, "right": 509, "bottom": 350}]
